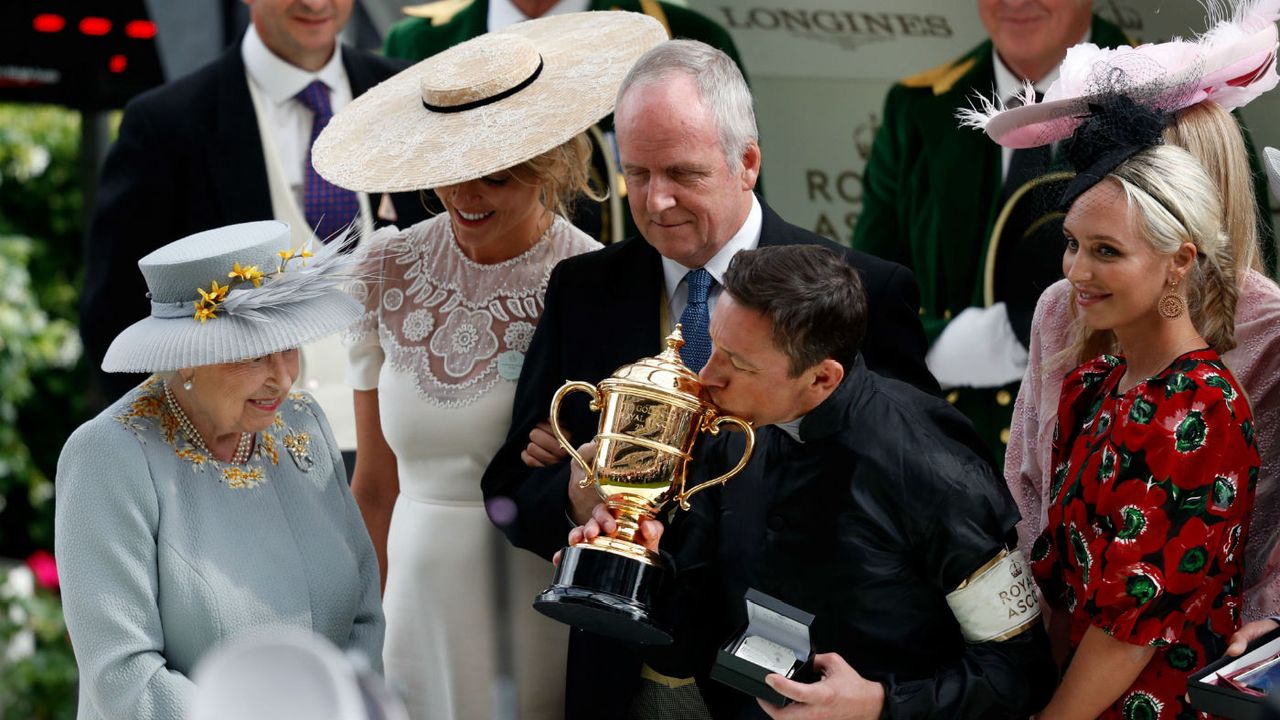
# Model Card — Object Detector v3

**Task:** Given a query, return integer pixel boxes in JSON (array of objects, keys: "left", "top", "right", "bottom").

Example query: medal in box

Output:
[{"left": 710, "top": 589, "right": 818, "bottom": 706}]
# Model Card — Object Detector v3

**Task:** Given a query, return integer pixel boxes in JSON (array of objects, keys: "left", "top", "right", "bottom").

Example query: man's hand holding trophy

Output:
[{"left": 533, "top": 326, "right": 754, "bottom": 645}]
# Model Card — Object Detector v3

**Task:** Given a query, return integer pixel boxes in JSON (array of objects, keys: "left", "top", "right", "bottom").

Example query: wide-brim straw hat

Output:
[
  {"left": 312, "top": 11, "right": 667, "bottom": 193},
  {"left": 960, "top": 0, "right": 1279, "bottom": 149},
  {"left": 102, "top": 221, "right": 363, "bottom": 373}
]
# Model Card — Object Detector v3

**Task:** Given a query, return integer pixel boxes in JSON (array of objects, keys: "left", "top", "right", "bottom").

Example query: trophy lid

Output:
[{"left": 601, "top": 325, "right": 706, "bottom": 407}]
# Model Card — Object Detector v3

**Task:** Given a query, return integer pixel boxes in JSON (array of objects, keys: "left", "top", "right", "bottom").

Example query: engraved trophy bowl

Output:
[{"left": 533, "top": 326, "right": 755, "bottom": 645}]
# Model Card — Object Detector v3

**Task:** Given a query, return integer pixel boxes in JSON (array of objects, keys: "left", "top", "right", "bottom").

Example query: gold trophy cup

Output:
[{"left": 533, "top": 327, "right": 754, "bottom": 644}]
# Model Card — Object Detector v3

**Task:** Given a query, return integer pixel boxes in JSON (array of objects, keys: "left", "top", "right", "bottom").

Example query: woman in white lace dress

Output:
[
  {"left": 309, "top": 12, "right": 668, "bottom": 720},
  {"left": 347, "top": 140, "right": 597, "bottom": 720}
]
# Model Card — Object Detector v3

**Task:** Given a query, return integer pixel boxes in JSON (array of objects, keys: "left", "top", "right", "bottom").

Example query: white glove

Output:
[{"left": 926, "top": 302, "right": 1028, "bottom": 390}]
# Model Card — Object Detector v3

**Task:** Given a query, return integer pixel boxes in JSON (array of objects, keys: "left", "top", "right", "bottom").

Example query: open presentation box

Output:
[
  {"left": 1189, "top": 627, "right": 1280, "bottom": 718},
  {"left": 710, "top": 589, "right": 817, "bottom": 707}
]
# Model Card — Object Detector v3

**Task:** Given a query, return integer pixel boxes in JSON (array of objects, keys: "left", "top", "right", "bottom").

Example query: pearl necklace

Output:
[{"left": 163, "top": 382, "right": 253, "bottom": 465}]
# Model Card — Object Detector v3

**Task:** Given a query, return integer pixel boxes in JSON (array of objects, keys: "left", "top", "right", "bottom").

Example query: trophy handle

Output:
[
  {"left": 677, "top": 415, "right": 755, "bottom": 510},
  {"left": 549, "top": 381, "right": 602, "bottom": 488}
]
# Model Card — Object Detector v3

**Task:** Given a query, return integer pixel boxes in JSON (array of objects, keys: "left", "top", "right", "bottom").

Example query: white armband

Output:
[{"left": 945, "top": 549, "right": 1041, "bottom": 643}]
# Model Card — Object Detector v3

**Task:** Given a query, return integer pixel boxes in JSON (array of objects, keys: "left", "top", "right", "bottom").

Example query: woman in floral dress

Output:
[{"left": 1029, "top": 114, "right": 1259, "bottom": 719}]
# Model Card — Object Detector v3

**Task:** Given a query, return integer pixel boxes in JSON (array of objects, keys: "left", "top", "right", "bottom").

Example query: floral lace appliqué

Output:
[
  {"left": 430, "top": 307, "right": 500, "bottom": 377},
  {"left": 113, "top": 378, "right": 321, "bottom": 488},
  {"left": 346, "top": 214, "right": 600, "bottom": 406}
]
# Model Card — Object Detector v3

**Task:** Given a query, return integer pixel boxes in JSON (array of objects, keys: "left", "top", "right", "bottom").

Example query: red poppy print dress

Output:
[{"left": 1032, "top": 350, "right": 1259, "bottom": 720}]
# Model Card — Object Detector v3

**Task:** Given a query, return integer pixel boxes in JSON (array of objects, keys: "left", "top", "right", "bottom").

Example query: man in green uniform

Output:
[
  {"left": 854, "top": 2, "right": 1114, "bottom": 466},
  {"left": 854, "top": 1, "right": 1272, "bottom": 464},
  {"left": 384, "top": 0, "right": 746, "bottom": 245}
]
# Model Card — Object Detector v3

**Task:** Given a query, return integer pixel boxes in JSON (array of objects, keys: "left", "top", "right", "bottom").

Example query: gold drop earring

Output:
[{"left": 1157, "top": 278, "right": 1186, "bottom": 319}]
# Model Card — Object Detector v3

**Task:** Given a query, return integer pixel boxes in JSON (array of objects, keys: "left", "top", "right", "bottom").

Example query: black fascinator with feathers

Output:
[{"left": 1060, "top": 94, "right": 1173, "bottom": 208}]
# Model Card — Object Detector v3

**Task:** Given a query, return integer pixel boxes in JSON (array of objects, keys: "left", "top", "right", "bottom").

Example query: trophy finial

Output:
[{"left": 661, "top": 325, "right": 687, "bottom": 363}]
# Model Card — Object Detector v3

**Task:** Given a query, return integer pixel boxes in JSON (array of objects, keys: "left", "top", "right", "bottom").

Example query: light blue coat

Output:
[{"left": 55, "top": 378, "right": 384, "bottom": 719}]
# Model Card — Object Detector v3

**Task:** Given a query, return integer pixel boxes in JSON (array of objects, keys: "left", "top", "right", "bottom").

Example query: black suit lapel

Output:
[
  {"left": 342, "top": 49, "right": 379, "bottom": 96},
  {"left": 603, "top": 238, "right": 666, "bottom": 368},
  {"left": 757, "top": 199, "right": 796, "bottom": 247},
  {"left": 211, "top": 47, "right": 272, "bottom": 225}
]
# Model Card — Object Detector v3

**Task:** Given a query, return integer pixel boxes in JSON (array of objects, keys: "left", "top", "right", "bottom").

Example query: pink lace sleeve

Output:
[
  {"left": 1224, "top": 270, "right": 1280, "bottom": 620},
  {"left": 1005, "top": 280, "right": 1075, "bottom": 560}
]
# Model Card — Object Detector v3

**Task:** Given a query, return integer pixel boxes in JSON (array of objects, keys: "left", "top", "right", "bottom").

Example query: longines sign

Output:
[
  {"left": 687, "top": 0, "right": 981, "bottom": 80},
  {"left": 715, "top": 0, "right": 1280, "bottom": 246},
  {"left": 716, "top": 7, "right": 954, "bottom": 52}
]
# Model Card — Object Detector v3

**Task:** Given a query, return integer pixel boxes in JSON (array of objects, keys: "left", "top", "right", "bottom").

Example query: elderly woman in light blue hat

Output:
[{"left": 54, "top": 220, "right": 384, "bottom": 720}]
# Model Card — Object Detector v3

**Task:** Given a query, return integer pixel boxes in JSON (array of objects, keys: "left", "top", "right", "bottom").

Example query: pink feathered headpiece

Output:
[{"left": 959, "top": 0, "right": 1279, "bottom": 149}]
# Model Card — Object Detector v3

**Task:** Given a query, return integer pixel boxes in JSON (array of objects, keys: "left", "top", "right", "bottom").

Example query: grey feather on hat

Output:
[{"left": 102, "top": 221, "right": 364, "bottom": 373}]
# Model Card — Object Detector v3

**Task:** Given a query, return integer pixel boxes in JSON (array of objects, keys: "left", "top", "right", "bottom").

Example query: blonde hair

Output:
[
  {"left": 511, "top": 132, "right": 601, "bottom": 219},
  {"left": 1164, "top": 102, "right": 1262, "bottom": 274},
  {"left": 1060, "top": 144, "right": 1239, "bottom": 365}
]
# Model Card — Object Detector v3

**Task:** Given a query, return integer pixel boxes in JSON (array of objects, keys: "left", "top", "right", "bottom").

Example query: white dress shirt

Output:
[
  {"left": 990, "top": 29, "right": 1088, "bottom": 178},
  {"left": 241, "top": 25, "right": 352, "bottom": 210},
  {"left": 660, "top": 194, "right": 763, "bottom": 331}
]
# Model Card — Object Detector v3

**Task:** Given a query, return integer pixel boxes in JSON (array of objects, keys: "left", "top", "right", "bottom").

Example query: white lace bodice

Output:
[{"left": 346, "top": 214, "right": 600, "bottom": 406}]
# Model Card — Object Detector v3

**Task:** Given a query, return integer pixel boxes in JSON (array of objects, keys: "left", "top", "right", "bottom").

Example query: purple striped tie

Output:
[{"left": 296, "top": 80, "right": 359, "bottom": 241}]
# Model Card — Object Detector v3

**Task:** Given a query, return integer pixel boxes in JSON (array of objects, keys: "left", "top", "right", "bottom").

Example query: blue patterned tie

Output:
[
  {"left": 679, "top": 268, "right": 713, "bottom": 371},
  {"left": 295, "top": 80, "right": 360, "bottom": 241}
]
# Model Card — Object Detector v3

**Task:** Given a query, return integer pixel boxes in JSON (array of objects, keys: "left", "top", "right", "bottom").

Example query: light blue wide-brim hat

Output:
[{"left": 102, "top": 221, "right": 362, "bottom": 373}]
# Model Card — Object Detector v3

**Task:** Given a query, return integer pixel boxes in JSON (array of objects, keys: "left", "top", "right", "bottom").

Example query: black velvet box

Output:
[
  {"left": 709, "top": 589, "right": 817, "bottom": 707},
  {"left": 1188, "top": 627, "right": 1280, "bottom": 719}
]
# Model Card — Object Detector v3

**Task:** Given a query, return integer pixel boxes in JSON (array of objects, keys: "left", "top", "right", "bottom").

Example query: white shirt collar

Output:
[
  {"left": 661, "top": 193, "right": 763, "bottom": 302},
  {"left": 488, "top": 0, "right": 592, "bottom": 31},
  {"left": 241, "top": 23, "right": 347, "bottom": 106},
  {"left": 991, "top": 28, "right": 1090, "bottom": 103},
  {"left": 775, "top": 417, "right": 805, "bottom": 443}
]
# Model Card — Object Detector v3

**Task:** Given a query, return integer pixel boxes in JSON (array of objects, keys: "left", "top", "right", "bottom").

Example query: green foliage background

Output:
[{"left": 0, "top": 102, "right": 93, "bottom": 719}]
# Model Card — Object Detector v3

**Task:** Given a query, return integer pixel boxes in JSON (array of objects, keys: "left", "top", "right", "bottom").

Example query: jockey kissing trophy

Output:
[{"left": 533, "top": 326, "right": 754, "bottom": 644}]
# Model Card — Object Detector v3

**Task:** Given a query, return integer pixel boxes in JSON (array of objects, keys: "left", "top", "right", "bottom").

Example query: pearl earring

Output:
[{"left": 183, "top": 377, "right": 194, "bottom": 391}]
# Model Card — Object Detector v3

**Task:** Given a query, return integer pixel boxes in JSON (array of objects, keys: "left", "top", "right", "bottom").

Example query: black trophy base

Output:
[{"left": 534, "top": 543, "right": 672, "bottom": 645}]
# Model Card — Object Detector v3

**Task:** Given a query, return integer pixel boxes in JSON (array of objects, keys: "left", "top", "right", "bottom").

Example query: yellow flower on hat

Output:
[
  {"left": 200, "top": 280, "right": 229, "bottom": 302},
  {"left": 228, "top": 262, "right": 265, "bottom": 287},
  {"left": 277, "top": 245, "right": 314, "bottom": 271},
  {"left": 190, "top": 242, "right": 327, "bottom": 324},
  {"left": 194, "top": 302, "right": 218, "bottom": 324}
]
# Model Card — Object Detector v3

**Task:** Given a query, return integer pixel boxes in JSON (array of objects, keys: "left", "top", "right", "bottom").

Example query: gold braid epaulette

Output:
[
  {"left": 899, "top": 56, "right": 978, "bottom": 96},
  {"left": 401, "top": 0, "right": 474, "bottom": 25}
]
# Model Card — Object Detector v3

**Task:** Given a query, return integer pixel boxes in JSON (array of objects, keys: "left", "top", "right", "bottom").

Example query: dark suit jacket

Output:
[
  {"left": 479, "top": 201, "right": 935, "bottom": 719},
  {"left": 81, "top": 43, "right": 428, "bottom": 402},
  {"left": 659, "top": 362, "right": 1055, "bottom": 719},
  {"left": 481, "top": 200, "right": 937, "bottom": 562}
]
